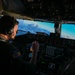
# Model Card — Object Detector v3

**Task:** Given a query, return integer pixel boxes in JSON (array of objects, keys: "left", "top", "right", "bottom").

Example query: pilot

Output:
[{"left": 0, "top": 15, "right": 39, "bottom": 75}]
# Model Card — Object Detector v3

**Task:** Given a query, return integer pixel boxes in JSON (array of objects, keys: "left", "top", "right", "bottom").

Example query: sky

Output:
[
  {"left": 17, "top": 19, "right": 55, "bottom": 33},
  {"left": 61, "top": 23, "right": 75, "bottom": 40},
  {"left": 17, "top": 19, "right": 75, "bottom": 40},
  {"left": 35, "top": 21, "right": 54, "bottom": 33}
]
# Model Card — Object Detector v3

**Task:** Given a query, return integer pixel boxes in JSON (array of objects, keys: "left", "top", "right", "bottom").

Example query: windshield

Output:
[
  {"left": 60, "top": 23, "right": 75, "bottom": 40},
  {"left": 16, "top": 19, "right": 54, "bottom": 36}
]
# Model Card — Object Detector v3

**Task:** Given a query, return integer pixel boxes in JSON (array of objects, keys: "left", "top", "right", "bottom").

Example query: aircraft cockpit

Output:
[
  {"left": 12, "top": 19, "right": 75, "bottom": 75},
  {"left": 0, "top": 0, "right": 75, "bottom": 75}
]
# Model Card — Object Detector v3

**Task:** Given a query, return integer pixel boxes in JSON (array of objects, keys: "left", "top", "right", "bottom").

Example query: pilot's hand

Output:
[{"left": 32, "top": 41, "right": 39, "bottom": 53}]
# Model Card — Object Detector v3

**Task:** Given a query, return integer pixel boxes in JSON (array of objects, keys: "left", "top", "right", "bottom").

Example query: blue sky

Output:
[
  {"left": 17, "top": 19, "right": 75, "bottom": 39},
  {"left": 34, "top": 21, "right": 54, "bottom": 32},
  {"left": 61, "top": 23, "right": 75, "bottom": 39},
  {"left": 17, "top": 19, "right": 55, "bottom": 33}
]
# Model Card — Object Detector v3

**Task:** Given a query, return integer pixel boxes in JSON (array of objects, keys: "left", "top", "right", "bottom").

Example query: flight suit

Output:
[{"left": 0, "top": 39, "right": 36, "bottom": 75}]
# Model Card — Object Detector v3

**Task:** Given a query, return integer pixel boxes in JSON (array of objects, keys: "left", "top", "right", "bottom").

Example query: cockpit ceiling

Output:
[{"left": 0, "top": 0, "right": 75, "bottom": 21}]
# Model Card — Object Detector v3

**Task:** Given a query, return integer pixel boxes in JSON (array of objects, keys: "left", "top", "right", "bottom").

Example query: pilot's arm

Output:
[
  {"left": 10, "top": 41, "right": 39, "bottom": 75},
  {"left": 29, "top": 41, "right": 39, "bottom": 65}
]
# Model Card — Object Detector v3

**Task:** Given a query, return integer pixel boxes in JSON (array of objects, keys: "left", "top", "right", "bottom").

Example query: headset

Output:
[{"left": 0, "top": 15, "right": 18, "bottom": 35}]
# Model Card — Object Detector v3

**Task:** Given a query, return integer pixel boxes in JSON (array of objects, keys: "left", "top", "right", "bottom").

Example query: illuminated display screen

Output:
[
  {"left": 17, "top": 19, "right": 55, "bottom": 36},
  {"left": 60, "top": 23, "right": 75, "bottom": 40}
]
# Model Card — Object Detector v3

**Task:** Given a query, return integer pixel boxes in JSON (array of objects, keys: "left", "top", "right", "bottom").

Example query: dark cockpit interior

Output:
[
  {"left": 12, "top": 19, "right": 75, "bottom": 75},
  {"left": 0, "top": 0, "right": 75, "bottom": 75}
]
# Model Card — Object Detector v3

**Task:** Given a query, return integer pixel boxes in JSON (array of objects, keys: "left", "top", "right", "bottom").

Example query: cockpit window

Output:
[
  {"left": 16, "top": 19, "right": 55, "bottom": 36},
  {"left": 60, "top": 23, "right": 75, "bottom": 40}
]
